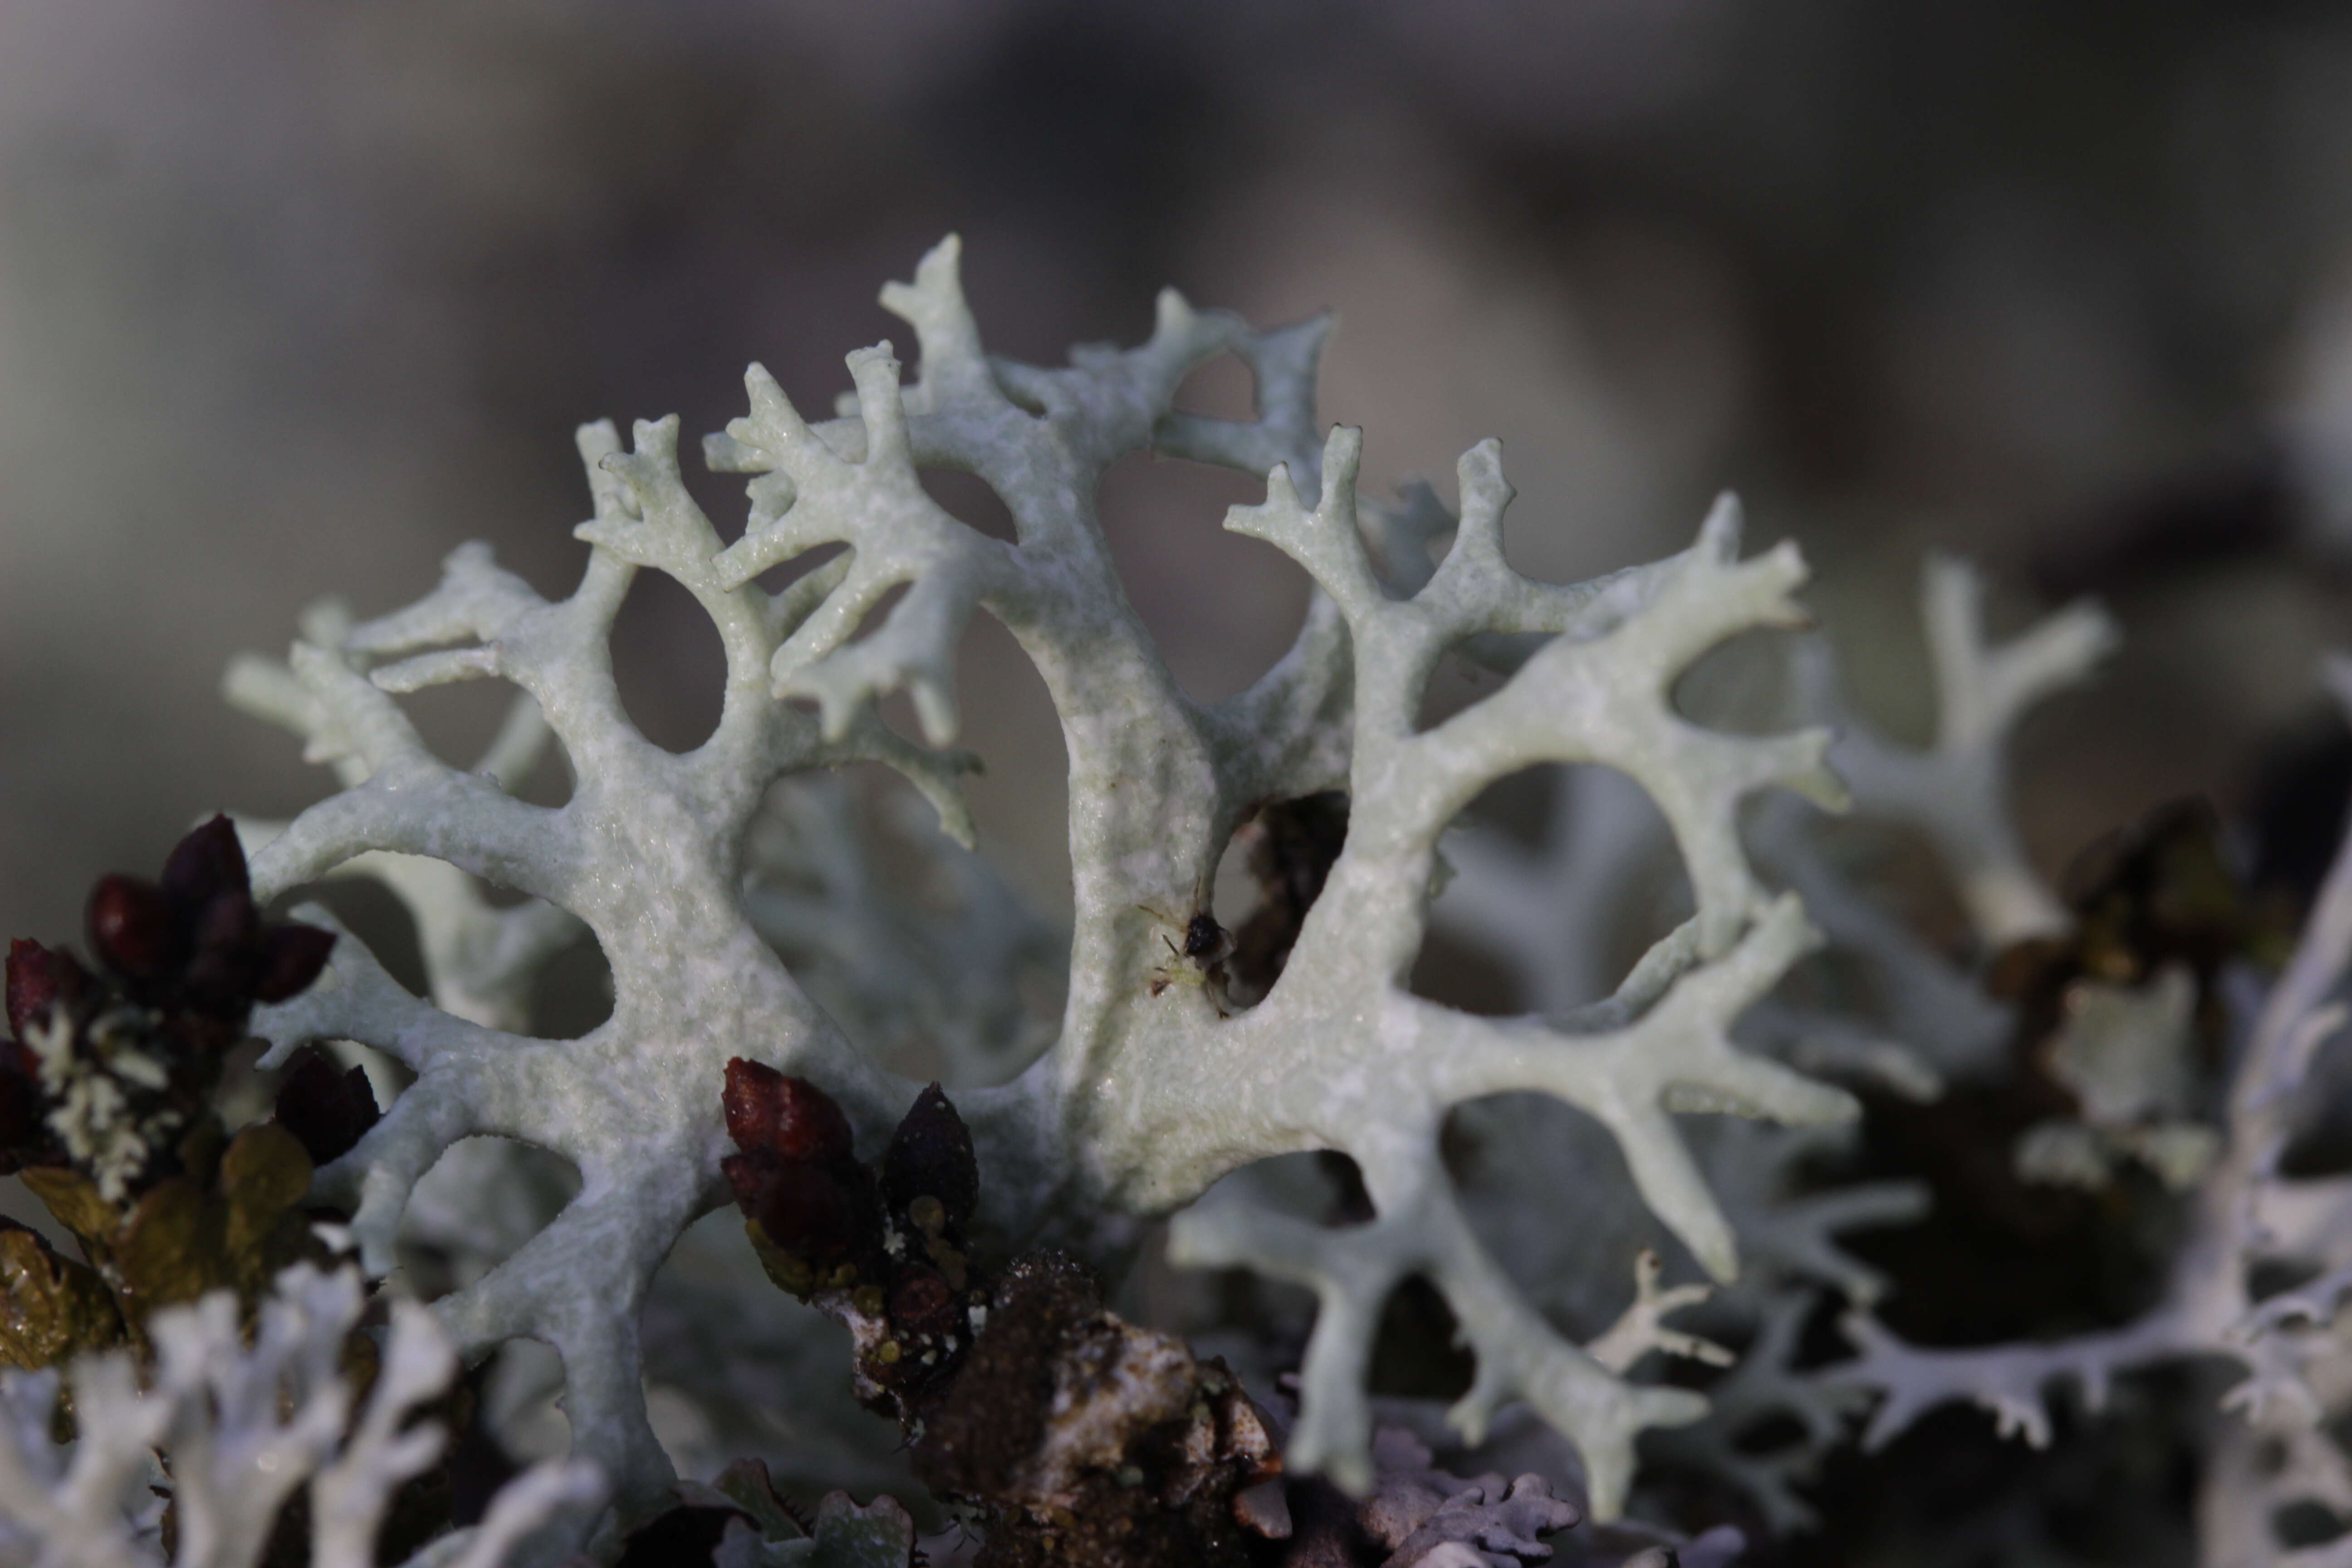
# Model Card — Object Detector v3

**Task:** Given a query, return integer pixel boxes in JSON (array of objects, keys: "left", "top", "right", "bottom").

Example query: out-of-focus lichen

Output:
[
  {"left": 1793, "top": 555, "right": 2118, "bottom": 949},
  {"left": 0, "top": 1263, "right": 600, "bottom": 1568},
  {"left": 1833, "top": 661, "right": 2352, "bottom": 1567},
  {"left": 1425, "top": 555, "right": 2127, "bottom": 1541}
]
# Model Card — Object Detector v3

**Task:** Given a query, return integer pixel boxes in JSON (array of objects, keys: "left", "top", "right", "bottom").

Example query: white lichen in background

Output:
[
  {"left": 1836, "top": 659, "right": 2352, "bottom": 1568},
  {"left": 1418, "top": 554, "right": 2119, "bottom": 1534},
  {"left": 0, "top": 1264, "right": 599, "bottom": 1568},
  {"left": 2010, "top": 963, "right": 2220, "bottom": 1193},
  {"left": 1793, "top": 555, "right": 2118, "bottom": 951}
]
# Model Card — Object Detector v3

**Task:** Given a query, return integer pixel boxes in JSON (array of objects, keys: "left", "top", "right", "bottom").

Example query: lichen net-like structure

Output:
[
  {"left": 230, "top": 236, "right": 1869, "bottom": 1548},
  {"left": 1833, "top": 659, "right": 2352, "bottom": 1568},
  {"left": 0, "top": 1264, "right": 600, "bottom": 1568},
  {"left": 1418, "top": 556, "right": 2110, "bottom": 1532}
]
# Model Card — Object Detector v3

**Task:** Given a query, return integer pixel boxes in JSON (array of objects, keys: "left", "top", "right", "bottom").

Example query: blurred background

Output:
[{"left": 7, "top": 0, "right": 2352, "bottom": 946}]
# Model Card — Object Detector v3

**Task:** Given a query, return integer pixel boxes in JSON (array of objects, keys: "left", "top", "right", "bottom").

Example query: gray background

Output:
[{"left": 6, "top": 0, "right": 2352, "bottom": 944}]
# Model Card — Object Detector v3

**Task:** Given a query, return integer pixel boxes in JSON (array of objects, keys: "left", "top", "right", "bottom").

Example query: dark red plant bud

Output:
[
  {"left": 888, "top": 1267, "right": 957, "bottom": 1339},
  {"left": 6, "top": 940, "right": 82, "bottom": 1039},
  {"left": 181, "top": 890, "right": 264, "bottom": 1016},
  {"left": 882, "top": 1083, "right": 978, "bottom": 1227},
  {"left": 721, "top": 1058, "right": 784, "bottom": 1151},
  {"left": 274, "top": 1046, "right": 379, "bottom": 1166},
  {"left": 159, "top": 814, "right": 251, "bottom": 920},
  {"left": 721, "top": 1148, "right": 781, "bottom": 1212},
  {"left": 721, "top": 1058, "right": 855, "bottom": 1164},
  {"left": 752, "top": 1157, "right": 870, "bottom": 1264},
  {"left": 86, "top": 876, "right": 183, "bottom": 985},
  {"left": 253, "top": 922, "right": 337, "bottom": 1003},
  {"left": 192, "top": 887, "right": 260, "bottom": 960}
]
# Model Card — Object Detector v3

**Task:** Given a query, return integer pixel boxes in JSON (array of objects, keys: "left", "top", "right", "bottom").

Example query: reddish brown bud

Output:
[
  {"left": 179, "top": 890, "right": 264, "bottom": 1018},
  {"left": 721, "top": 1148, "right": 780, "bottom": 1211},
  {"left": 721, "top": 1058, "right": 784, "bottom": 1150},
  {"left": 193, "top": 886, "right": 260, "bottom": 956},
  {"left": 5, "top": 940, "right": 82, "bottom": 1039},
  {"left": 274, "top": 1046, "right": 379, "bottom": 1166},
  {"left": 253, "top": 923, "right": 337, "bottom": 1004},
  {"left": 882, "top": 1083, "right": 978, "bottom": 1227},
  {"left": 159, "top": 814, "right": 250, "bottom": 918},
  {"left": 751, "top": 1156, "right": 870, "bottom": 1263},
  {"left": 87, "top": 876, "right": 182, "bottom": 984},
  {"left": 721, "top": 1058, "right": 855, "bottom": 1164},
  {"left": 888, "top": 1267, "right": 958, "bottom": 1338}
]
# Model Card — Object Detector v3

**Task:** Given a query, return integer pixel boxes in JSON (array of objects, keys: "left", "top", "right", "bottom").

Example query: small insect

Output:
[{"left": 1139, "top": 898, "right": 1235, "bottom": 1008}]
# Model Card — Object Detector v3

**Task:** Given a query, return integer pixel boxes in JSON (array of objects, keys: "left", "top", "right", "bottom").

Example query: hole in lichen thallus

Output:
[
  {"left": 1170, "top": 352, "right": 1254, "bottom": 422},
  {"left": 1310, "top": 1150, "right": 1477, "bottom": 1400},
  {"left": 919, "top": 466, "right": 1019, "bottom": 544},
  {"left": 390, "top": 676, "right": 572, "bottom": 806},
  {"left": 283, "top": 872, "right": 429, "bottom": 1004},
  {"left": 952, "top": 609, "right": 1074, "bottom": 927},
  {"left": 279, "top": 846, "right": 607, "bottom": 1045},
  {"left": 1164, "top": 1152, "right": 1476, "bottom": 1400},
  {"left": 1670, "top": 623, "right": 1802, "bottom": 739},
  {"left": 737, "top": 538, "right": 847, "bottom": 601},
  {"left": 1416, "top": 762, "right": 1687, "bottom": 1019},
  {"left": 610, "top": 568, "right": 726, "bottom": 754},
  {"left": 1445, "top": 1094, "right": 1670, "bottom": 1340},
  {"left": 745, "top": 768, "right": 1065, "bottom": 1088},
  {"left": 1123, "top": 337, "right": 1312, "bottom": 703},
  {"left": 402, "top": 1136, "right": 583, "bottom": 1305},
  {"left": 1209, "top": 792, "right": 1349, "bottom": 1010},
  {"left": 1412, "top": 636, "right": 1521, "bottom": 735},
  {"left": 1152, "top": 1152, "right": 1334, "bottom": 1350},
  {"left": 530, "top": 925, "right": 615, "bottom": 1042}
]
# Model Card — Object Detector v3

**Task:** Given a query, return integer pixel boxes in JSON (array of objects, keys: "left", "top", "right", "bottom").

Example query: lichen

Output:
[
  {"left": 211, "top": 236, "right": 1865, "bottom": 1552},
  {"left": 1830, "top": 661, "right": 2352, "bottom": 1564},
  {"left": 0, "top": 1264, "right": 599, "bottom": 1568}
]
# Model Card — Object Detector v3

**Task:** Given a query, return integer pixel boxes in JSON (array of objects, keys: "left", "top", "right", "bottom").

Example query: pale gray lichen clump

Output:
[
  {"left": 0, "top": 1264, "right": 599, "bottom": 1568},
  {"left": 1793, "top": 555, "right": 2119, "bottom": 950},
  {"left": 213, "top": 236, "right": 1873, "bottom": 1547},
  {"left": 1833, "top": 662, "right": 2352, "bottom": 1567},
  {"left": 1415, "top": 556, "right": 2117, "bottom": 1536}
]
